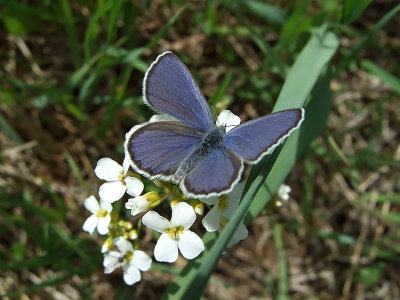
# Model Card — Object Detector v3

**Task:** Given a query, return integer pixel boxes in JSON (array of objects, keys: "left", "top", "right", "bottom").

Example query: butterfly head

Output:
[{"left": 202, "top": 126, "right": 224, "bottom": 149}]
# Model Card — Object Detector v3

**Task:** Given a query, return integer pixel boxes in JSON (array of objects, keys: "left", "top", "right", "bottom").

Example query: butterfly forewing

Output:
[
  {"left": 181, "top": 146, "right": 244, "bottom": 198},
  {"left": 222, "top": 108, "right": 305, "bottom": 163},
  {"left": 125, "top": 121, "right": 201, "bottom": 180},
  {"left": 143, "top": 51, "right": 214, "bottom": 133}
]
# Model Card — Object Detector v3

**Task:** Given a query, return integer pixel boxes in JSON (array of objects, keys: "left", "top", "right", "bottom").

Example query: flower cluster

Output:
[{"left": 82, "top": 110, "right": 292, "bottom": 286}]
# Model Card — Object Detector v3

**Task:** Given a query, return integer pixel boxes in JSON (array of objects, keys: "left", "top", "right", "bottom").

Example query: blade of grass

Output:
[
  {"left": 235, "top": 0, "right": 287, "bottom": 26},
  {"left": 340, "top": 0, "right": 373, "bottom": 24},
  {"left": 64, "top": 151, "right": 89, "bottom": 195},
  {"left": 57, "top": 0, "right": 82, "bottom": 68},
  {"left": 99, "top": 5, "right": 188, "bottom": 135},
  {"left": 273, "top": 24, "right": 338, "bottom": 112},
  {"left": 336, "top": 4, "right": 400, "bottom": 74},
  {"left": 0, "top": 113, "right": 22, "bottom": 144},
  {"left": 233, "top": 11, "right": 287, "bottom": 77},
  {"left": 274, "top": 223, "right": 288, "bottom": 300},
  {"left": 83, "top": 1, "right": 113, "bottom": 60},
  {"left": 106, "top": 0, "right": 124, "bottom": 43},
  {"left": 361, "top": 59, "right": 400, "bottom": 95}
]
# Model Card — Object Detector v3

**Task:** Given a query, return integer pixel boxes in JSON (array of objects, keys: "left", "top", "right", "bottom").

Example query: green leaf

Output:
[
  {"left": 273, "top": 24, "right": 339, "bottom": 112},
  {"left": 248, "top": 65, "right": 333, "bottom": 218},
  {"left": 341, "top": 0, "right": 373, "bottom": 24}
]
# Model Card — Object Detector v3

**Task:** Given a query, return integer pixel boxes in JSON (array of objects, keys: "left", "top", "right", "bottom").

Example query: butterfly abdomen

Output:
[{"left": 173, "top": 126, "right": 225, "bottom": 183}]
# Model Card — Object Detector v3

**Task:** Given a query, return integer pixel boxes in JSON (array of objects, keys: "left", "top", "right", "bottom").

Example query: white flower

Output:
[
  {"left": 216, "top": 110, "right": 241, "bottom": 133},
  {"left": 277, "top": 184, "right": 291, "bottom": 201},
  {"left": 227, "top": 220, "right": 248, "bottom": 248},
  {"left": 201, "top": 181, "right": 245, "bottom": 232},
  {"left": 95, "top": 157, "right": 144, "bottom": 203},
  {"left": 149, "top": 114, "right": 175, "bottom": 122},
  {"left": 82, "top": 195, "right": 112, "bottom": 235},
  {"left": 125, "top": 191, "right": 161, "bottom": 216},
  {"left": 103, "top": 237, "right": 152, "bottom": 286},
  {"left": 142, "top": 202, "right": 204, "bottom": 263}
]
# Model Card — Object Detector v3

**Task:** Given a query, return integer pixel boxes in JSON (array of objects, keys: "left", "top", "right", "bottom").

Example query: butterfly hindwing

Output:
[
  {"left": 125, "top": 121, "right": 202, "bottom": 180},
  {"left": 143, "top": 51, "right": 214, "bottom": 133},
  {"left": 181, "top": 146, "right": 244, "bottom": 198},
  {"left": 222, "top": 108, "right": 305, "bottom": 163}
]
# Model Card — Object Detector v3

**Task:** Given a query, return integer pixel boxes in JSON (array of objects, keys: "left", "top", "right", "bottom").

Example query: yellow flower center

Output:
[
  {"left": 123, "top": 251, "right": 133, "bottom": 264},
  {"left": 165, "top": 226, "right": 184, "bottom": 240},
  {"left": 118, "top": 172, "right": 126, "bottom": 185},
  {"left": 217, "top": 195, "right": 228, "bottom": 210},
  {"left": 96, "top": 209, "right": 108, "bottom": 218}
]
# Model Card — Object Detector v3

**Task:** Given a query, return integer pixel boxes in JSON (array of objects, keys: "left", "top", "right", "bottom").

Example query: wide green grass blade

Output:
[
  {"left": 247, "top": 65, "right": 333, "bottom": 218},
  {"left": 163, "top": 25, "right": 338, "bottom": 299},
  {"left": 273, "top": 24, "right": 338, "bottom": 112},
  {"left": 340, "top": 0, "right": 373, "bottom": 24},
  {"left": 361, "top": 60, "right": 400, "bottom": 95}
]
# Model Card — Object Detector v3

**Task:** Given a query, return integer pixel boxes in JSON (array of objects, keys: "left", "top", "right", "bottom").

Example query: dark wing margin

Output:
[
  {"left": 124, "top": 121, "right": 201, "bottom": 181},
  {"left": 222, "top": 108, "right": 305, "bottom": 163},
  {"left": 143, "top": 51, "right": 214, "bottom": 133}
]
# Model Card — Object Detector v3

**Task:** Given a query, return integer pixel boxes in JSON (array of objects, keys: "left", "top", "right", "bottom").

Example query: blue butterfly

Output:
[{"left": 124, "top": 51, "right": 305, "bottom": 199}]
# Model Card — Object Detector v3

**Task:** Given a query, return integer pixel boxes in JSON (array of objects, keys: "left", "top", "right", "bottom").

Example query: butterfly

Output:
[{"left": 124, "top": 51, "right": 305, "bottom": 199}]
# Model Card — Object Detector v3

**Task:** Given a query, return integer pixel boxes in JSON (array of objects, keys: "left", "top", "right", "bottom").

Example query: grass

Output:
[{"left": 1, "top": 0, "right": 400, "bottom": 299}]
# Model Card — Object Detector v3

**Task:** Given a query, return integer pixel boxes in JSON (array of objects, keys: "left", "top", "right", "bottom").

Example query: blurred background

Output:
[{"left": 0, "top": 0, "right": 399, "bottom": 299}]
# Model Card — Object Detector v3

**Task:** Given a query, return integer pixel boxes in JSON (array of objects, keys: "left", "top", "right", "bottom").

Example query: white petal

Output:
[
  {"left": 199, "top": 196, "right": 218, "bottom": 206},
  {"left": 97, "top": 215, "right": 111, "bottom": 235},
  {"left": 170, "top": 202, "right": 196, "bottom": 229},
  {"left": 115, "top": 237, "right": 133, "bottom": 254},
  {"left": 103, "top": 251, "right": 122, "bottom": 273},
  {"left": 122, "top": 155, "right": 131, "bottom": 175},
  {"left": 82, "top": 215, "right": 98, "bottom": 234},
  {"left": 178, "top": 230, "right": 204, "bottom": 260},
  {"left": 142, "top": 211, "right": 171, "bottom": 233},
  {"left": 149, "top": 114, "right": 175, "bottom": 122},
  {"left": 84, "top": 195, "right": 100, "bottom": 214},
  {"left": 123, "top": 265, "right": 141, "bottom": 285},
  {"left": 125, "top": 177, "right": 144, "bottom": 197},
  {"left": 228, "top": 181, "right": 246, "bottom": 200},
  {"left": 99, "top": 181, "right": 126, "bottom": 203},
  {"left": 216, "top": 110, "right": 241, "bottom": 132},
  {"left": 131, "top": 250, "right": 152, "bottom": 271},
  {"left": 278, "top": 184, "right": 291, "bottom": 201},
  {"left": 202, "top": 206, "right": 222, "bottom": 232},
  {"left": 99, "top": 201, "right": 113, "bottom": 213},
  {"left": 224, "top": 199, "right": 239, "bottom": 219},
  {"left": 154, "top": 233, "right": 178, "bottom": 263},
  {"left": 227, "top": 221, "right": 248, "bottom": 248},
  {"left": 125, "top": 196, "right": 149, "bottom": 216},
  {"left": 95, "top": 157, "right": 124, "bottom": 181}
]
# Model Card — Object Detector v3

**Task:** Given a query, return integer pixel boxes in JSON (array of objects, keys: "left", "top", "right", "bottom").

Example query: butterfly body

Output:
[{"left": 125, "top": 51, "right": 305, "bottom": 198}]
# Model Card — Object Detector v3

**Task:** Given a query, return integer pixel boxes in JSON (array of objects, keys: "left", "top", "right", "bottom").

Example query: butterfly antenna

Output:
[{"left": 209, "top": 102, "right": 218, "bottom": 118}]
